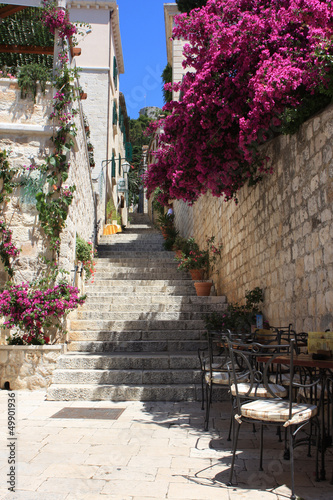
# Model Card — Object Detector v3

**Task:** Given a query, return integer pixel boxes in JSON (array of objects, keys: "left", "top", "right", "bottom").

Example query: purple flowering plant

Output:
[
  {"left": 1, "top": 280, "right": 86, "bottom": 345},
  {"left": 144, "top": 0, "right": 333, "bottom": 205}
]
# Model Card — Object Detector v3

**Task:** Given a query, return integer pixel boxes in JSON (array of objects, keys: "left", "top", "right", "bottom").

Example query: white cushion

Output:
[
  {"left": 231, "top": 382, "right": 287, "bottom": 398},
  {"left": 239, "top": 399, "right": 317, "bottom": 426},
  {"left": 205, "top": 371, "right": 230, "bottom": 385}
]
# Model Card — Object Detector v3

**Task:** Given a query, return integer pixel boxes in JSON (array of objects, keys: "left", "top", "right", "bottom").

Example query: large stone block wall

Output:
[
  {"left": 0, "top": 345, "right": 64, "bottom": 390},
  {"left": 0, "top": 78, "right": 96, "bottom": 282},
  {"left": 173, "top": 104, "right": 333, "bottom": 332}
]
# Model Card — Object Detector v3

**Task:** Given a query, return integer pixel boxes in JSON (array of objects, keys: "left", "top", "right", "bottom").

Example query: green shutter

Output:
[
  {"left": 125, "top": 143, "right": 133, "bottom": 161},
  {"left": 113, "top": 56, "right": 118, "bottom": 89},
  {"left": 113, "top": 101, "right": 118, "bottom": 125},
  {"left": 111, "top": 154, "right": 116, "bottom": 178}
]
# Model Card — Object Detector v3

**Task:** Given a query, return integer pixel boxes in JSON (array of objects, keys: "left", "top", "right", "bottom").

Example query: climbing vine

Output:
[{"left": 0, "top": 1, "right": 90, "bottom": 344}]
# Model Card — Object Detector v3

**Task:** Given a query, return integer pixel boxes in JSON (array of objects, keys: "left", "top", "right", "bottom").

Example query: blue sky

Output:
[{"left": 117, "top": 0, "right": 176, "bottom": 119}]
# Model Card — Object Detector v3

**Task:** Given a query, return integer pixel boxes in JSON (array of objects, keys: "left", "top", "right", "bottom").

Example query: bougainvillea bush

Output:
[
  {"left": 0, "top": 281, "right": 86, "bottom": 345},
  {"left": 144, "top": 0, "right": 333, "bottom": 205}
]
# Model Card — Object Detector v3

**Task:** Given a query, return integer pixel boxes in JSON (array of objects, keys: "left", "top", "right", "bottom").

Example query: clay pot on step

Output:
[{"left": 194, "top": 282, "right": 212, "bottom": 296}]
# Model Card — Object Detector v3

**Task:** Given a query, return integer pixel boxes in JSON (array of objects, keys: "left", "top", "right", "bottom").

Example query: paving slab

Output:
[{"left": 1, "top": 390, "right": 332, "bottom": 499}]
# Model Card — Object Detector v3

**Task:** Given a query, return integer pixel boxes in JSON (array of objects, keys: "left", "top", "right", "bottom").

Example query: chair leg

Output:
[
  {"left": 204, "top": 383, "right": 211, "bottom": 431},
  {"left": 284, "top": 427, "right": 290, "bottom": 460},
  {"left": 227, "top": 410, "right": 233, "bottom": 441},
  {"left": 289, "top": 426, "right": 296, "bottom": 500},
  {"left": 201, "top": 374, "right": 205, "bottom": 410},
  {"left": 227, "top": 419, "right": 240, "bottom": 486},
  {"left": 259, "top": 423, "right": 264, "bottom": 471}
]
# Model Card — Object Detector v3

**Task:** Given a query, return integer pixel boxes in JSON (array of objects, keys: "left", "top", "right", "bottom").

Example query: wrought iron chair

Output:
[
  {"left": 198, "top": 330, "right": 232, "bottom": 431},
  {"left": 226, "top": 338, "right": 320, "bottom": 500}
]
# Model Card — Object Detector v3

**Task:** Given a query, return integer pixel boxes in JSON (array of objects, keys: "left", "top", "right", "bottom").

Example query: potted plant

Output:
[
  {"left": 175, "top": 236, "right": 223, "bottom": 295},
  {"left": 157, "top": 212, "right": 174, "bottom": 238}
]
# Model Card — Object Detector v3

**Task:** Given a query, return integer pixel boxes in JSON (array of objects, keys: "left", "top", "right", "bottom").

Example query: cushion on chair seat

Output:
[
  {"left": 205, "top": 370, "right": 230, "bottom": 385},
  {"left": 239, "top": 399, "right": 317, "bottom": 427},
  {"left": 269, "top": 372, "right": 301, "bottom": 386},
  {"left": 231, "top": 382, "right": 287, "bottom": 398}
]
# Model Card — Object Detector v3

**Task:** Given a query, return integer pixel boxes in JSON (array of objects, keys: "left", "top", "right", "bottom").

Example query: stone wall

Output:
[
  {"left": 173, "top": 104, "right": 333, "bottom": 332},
  {"left": 0, "top": 78, "right": 96, "bottom": 282},
  {"left": 0, "top": 345, "right": 64, "bottom": 390}
]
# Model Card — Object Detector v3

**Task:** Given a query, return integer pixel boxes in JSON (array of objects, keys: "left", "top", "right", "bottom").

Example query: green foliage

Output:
[
  {"left": 157, "top": 212, "right": 174, "bottom": 229},
  {"left": 176, "top": 0, "right": 208, "bottom": 13},
  {"left": 106, "top": 198, "right": 121, "bottom": 225},
  {"left": 35, "top": 185, "right": 75, "bottom": 251},
  {"left": 128, "top": 114, "right": 155, "bottom": 204},
  {"left": 18, "top": 63, "right": 51, "bottom": 101},
  {"left": 162, "top": 224, "right": 179, "bottom": 251},
  {"left": 161, "top": 63, "right": 172, "bottom": 104},
  {"left": 0, "top": 149, "right": 19, "bottom": 204},
  {"left": 0, "top": 7, "right": 54, "bottom": 70},
  {"left": 76, "top": 235, "right": 92, "bottom": 263},
  {"left": 204, "top": 287, "right": 264, "bottom": 334},
  {"left": 152, "top": 188, "right": 166, "bottom": 215},
  {"left": 280, "top": 90, "right": 331, "bottom": 136},
  {"left": 76, "top": 235, "right": 97, "bottom": 280}
]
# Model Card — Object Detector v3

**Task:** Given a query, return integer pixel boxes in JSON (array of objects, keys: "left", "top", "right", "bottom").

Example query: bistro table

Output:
[{"left": 259, "top": 352, "right": 333, "bottom": 480}]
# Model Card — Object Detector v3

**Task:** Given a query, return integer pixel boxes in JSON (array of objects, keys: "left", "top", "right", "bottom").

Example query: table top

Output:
[{"left": 259, "top": 353, "right": 333, "bottom": 370}]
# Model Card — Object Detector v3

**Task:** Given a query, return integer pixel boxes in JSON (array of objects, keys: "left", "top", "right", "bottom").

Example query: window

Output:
[{"left": 113, "top": 56, "right": 118, "bottom": 89}]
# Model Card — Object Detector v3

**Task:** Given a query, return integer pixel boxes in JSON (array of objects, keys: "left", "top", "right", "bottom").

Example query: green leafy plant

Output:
[
  {"left": 18, "top": 63, "right": 51, "bottom": 101},
  {"left": 175, "top": 236, "right": 222, "bottom": 277},
  {"left": 161, "top": 63, "right": 172, "bottom": 104},
  {"left": 205, "top": 287, "right": 264, "bottom": 334},
  {"left": 106, "top": 198, "right": 121, "bottom": 225},
  {"left": 162, "top": 225, "right": 179, "bottom": 251},
  {"left": 157, "top": 212, "right": 174, "bottom": 229},
  {"left": 0, "top": 149, "right": 19, "bottom": 205},
  {"left": 76, "top": 235, "right": 97, "bottom": 282}
]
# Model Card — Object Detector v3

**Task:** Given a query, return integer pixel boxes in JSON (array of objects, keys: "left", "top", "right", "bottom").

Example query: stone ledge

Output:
[{"left": 0, "top": 344, "right": 64, "bottom": 351}]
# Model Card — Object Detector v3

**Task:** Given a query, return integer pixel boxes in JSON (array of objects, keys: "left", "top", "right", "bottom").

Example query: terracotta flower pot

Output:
[
  {"left": 194, "top": 282, "right": 212, "bottom": 296},
  {"left": 175, "top": 249, "right": 182, "bottom": 258},
  {"left": 72, "top": 47, "right": 82, "bottom": 57},
  {"left": 80, "top": 92, "right": 87, "bottom": 100},
  {"left": 189, "top": 269, "right": 205, "bottom": 280}
]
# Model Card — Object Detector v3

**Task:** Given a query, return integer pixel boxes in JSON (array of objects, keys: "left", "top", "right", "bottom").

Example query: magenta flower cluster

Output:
[
  {"left": 0, "top": 281, "right": 86, "bottom": 342},
  {"left": 144, "top": 0, "right": 333, "bottom": 204},
  {"left": 42, "top": 1, "right": 77, "bottom": 38}
]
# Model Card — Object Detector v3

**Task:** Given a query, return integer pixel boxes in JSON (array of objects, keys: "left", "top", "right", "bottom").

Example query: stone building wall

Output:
[
  {"left": 173, "top": 103, "right": 333, "bottom": 332},
  {"left": 0, "top": 78, "right": 96, "bottom": 283}
]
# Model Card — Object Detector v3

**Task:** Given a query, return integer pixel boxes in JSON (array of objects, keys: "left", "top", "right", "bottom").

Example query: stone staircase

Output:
[{"left": 47, "top": 213, "right": 227, "bottom": 401}]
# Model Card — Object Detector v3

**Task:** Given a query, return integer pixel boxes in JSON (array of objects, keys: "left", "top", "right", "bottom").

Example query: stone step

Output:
[
  {"left": 51, "top": 369, "right": 201, "bottom": 385},
  {"left": 77, "top": 302, "right": 225, "bottom": 313},
  {"left": 73, "top": 311, "right": 207, "bottom": 321},
  {"left": 93, "top": 272, "right": 189, "bottom": 280},
  {"left": 46, "top": 383, "right": 200, "bottom": 401},
  {"left": 99, "top": 235, "right": 163, "bottom": 241},
  {"left": 56, "top": 352, "right": 201, "bottom": 370},
  {"left": 68, "top": 329, "right": 208, "bottom": 342},
  {"left": 96, "top": 251, "right": 175, "bottom": 258},
  {"left": 48, "top": 216, "right": 227, "bottom": 402},
  {"left": 86, "top": 279, "right": 193, "bottom": 286},
  {"left": 94, "top": 262, "right": 179, "bottom": 269},
  {"left": 84, "top": 286, "right": 197, "bottom": 296},
  {"left": 69, "top": 318, "right": 206, "bottom": 331},
  {"left": 98, "top": 248, "right": 166, "bottom": 253},
  {"left": 66, "top": 339, "right": 206, "bottom": 352},
  {"left": 94, "top": 256, "right": 178, "bottom": 264},
  {"left": 83, "top": 296, "right": 226, "bottom": 305}
]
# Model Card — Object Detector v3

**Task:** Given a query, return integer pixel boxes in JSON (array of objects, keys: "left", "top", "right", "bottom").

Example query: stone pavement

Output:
[{"left": 0, "top": 390, "right": 332, "bottom": 500}]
